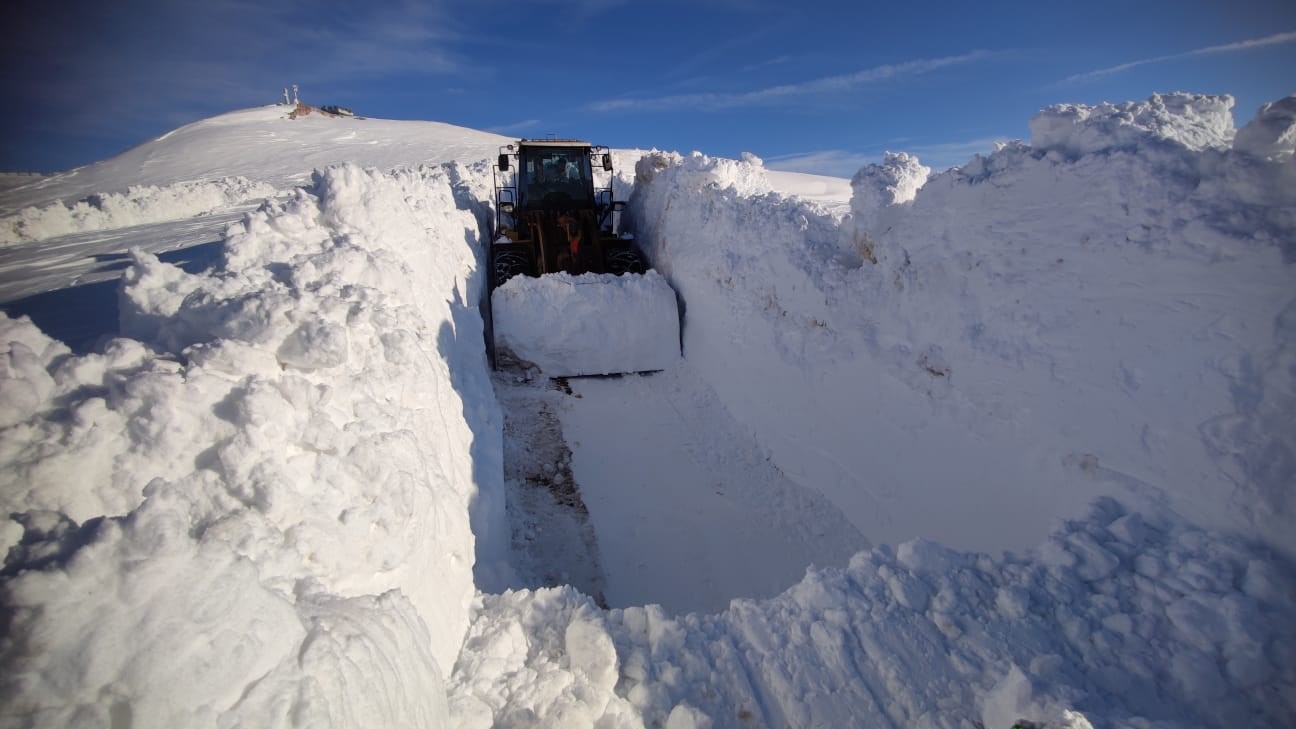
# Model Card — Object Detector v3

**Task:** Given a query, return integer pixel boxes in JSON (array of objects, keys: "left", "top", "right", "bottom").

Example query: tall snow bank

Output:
[
  {"left": 0, "top": 176, "right": 276, "bottom": 245},
  {"left": 1234, "top": 95, "right": 1296, "bottom": 162},
  {"left": 453, "top": 499, "right": 1296, "bottom": 728},
  {"left": 844, "top": 151, "right": 931, "bottom": 261},
  {"left": 1029, "top": 92, "right": 1235, "bottom": 159},
  {"left": 1, "top": 163, "right": 506, "bottom": 727},
  {"left": 454, "top": 103, "right": 1293, "bottom": 729},
  {"left": 630, "top": 93, "right": 1296, "bottom": 561}
]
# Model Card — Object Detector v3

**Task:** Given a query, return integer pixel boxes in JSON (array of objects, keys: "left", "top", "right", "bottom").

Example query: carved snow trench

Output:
[
  {"left": 494, "top": 363, "right": 868, "bottom": 615},
  {"left": 496, "top": 372, "right": 610, "bottom": 608}
]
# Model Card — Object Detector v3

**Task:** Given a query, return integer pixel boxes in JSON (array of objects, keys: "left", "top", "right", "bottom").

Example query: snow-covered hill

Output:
[
  {"left": 1, "top": 96, "right": 1293, "bottom": 728},
  {"left": 0, "top": 105, "right": 511, "bottom": 212}
]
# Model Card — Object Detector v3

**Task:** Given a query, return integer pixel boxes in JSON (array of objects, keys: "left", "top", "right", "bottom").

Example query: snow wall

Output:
[
  {"left": 0, "top": 176, "right": 277, "bottom": 246},
  {"left": 631, "top": 92, "right": 1296, "bottom": 560},
  {"left": 2, "top": 94, "right": 1294, "bottom": 729},
  {"left": 440, "top": 90, "right": 1290, "bottom": 726},
  {"left": 449, "top": 94, "right": 1296, "bottom": 729},
  {"left": 1, "top": 163, "right": 511, "bottom": 726}
]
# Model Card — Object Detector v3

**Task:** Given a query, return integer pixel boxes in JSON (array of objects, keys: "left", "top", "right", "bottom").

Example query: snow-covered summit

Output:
[{"left": 0, "top": 104, "right": 511, "bottom": 213}]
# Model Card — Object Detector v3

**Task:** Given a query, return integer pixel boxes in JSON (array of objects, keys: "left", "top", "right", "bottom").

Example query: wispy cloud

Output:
[
  {"left": 0, "top": 0, "right": 470, "bottom": 165},
  {"left": 766, "top": 150, "right": 876, "bottom": 178},
  {"left": 766, "top": 135, "right": 1010, "bottom": 177},
  {"left": 741, "top": 55, "right": 791, "bottom": 73},
  {"left": 479, "top": 0, "right": 629, "bottom": 17},
  {"left": 1061, "top": 30, "right": 1296, "bottom": 84},
  {"left": 489, "top": 119, "right": 543, "bottom": 134},
  {"left": 663, "top": 28, "right": 775, "bottom": 80},
  {"left": 590, "top": 50, "right": 991, "bottom": 113}
]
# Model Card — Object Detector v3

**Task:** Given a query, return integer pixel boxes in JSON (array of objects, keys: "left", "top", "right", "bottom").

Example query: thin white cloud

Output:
[
  {"left": 590, "top": 51, "right": 991, "bottom": 113},
  {"left": 664, "top": 28, "right": 774, "bottom": 80},
  {"left": 490, "top": 119, "right": 543, "bottom": 134},
  {"left": 766, "top": 150, "right": 876, "bottom": 178},
  {"left": 741, "top": 55, "right": 791, "bottom": 73},
  {"left": 1062, "top": 30, "right": 1296, "bottom": 84}
]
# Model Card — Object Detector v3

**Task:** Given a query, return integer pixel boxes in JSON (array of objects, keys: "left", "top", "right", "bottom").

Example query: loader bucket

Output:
[{"left": 491, "top": 270, "right": 681, "bottom": 376}]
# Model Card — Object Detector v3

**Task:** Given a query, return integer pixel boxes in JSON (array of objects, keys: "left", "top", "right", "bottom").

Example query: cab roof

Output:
[{"left": 517, "top": 139, "right": 593, "bottom": 149}]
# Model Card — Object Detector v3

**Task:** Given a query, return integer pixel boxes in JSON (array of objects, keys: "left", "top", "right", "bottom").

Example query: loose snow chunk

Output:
[
  {"left": 1029, "top": 92, "right": 1236, "bottom": 159},
  {"left": 852, "top": 151, "right": 930, "bottom": 207},
  {"left": 492, "top": 271, "right": 680, "bottom": 376},
  {"left": 847, "top": 151, "right": 931, "bottom": 246},
  {"left": 665, "top": 703, "right": 713, "bottom": 729},
  {"left": 0, "top": 314, "right": 68, "bottom": 427},
  {"left": 276, "top": 318, "right": 349, "bottom": 370},
  {"left": 634, "top": 149, "right": 773, "bottom": 198},
  {"left": 896, "top": 538, "right": 965, "bottom": 575},
  {"left": 1234, "top": 94, "right": 1296, "bottom": 161}
]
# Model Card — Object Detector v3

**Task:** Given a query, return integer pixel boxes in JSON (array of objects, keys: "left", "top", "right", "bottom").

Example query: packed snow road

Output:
[
  {"left": 496, "top": 362, "right": 867, "bottom": 614},
  {"left": 561, "top": 366, "right": 867, "bottom": 613}
]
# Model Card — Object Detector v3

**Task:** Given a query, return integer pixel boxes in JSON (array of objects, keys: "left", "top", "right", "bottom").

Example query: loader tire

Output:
[
  {"left": 604, "top": 247, "right": 647, "bottom": 276},
  {"left": 492, "top": 246, "right": 533, "bottom": 287}
]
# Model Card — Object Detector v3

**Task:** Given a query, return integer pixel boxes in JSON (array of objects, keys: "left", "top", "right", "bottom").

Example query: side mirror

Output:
[
  {"left": 498, "top": 154, "right": 510, "bottom": 171},
  {"left": 499, "top": 202, "right": 515, "bottom": 214},
  {"left": 602, "top": 153, "right": 613, "bottom": 172}
]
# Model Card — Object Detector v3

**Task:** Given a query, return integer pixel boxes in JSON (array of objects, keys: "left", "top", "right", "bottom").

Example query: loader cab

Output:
[
  {"left": 494, "top": 140, "right": 618, "bottom": 231},
  {"left": 517, "top": 144, "right": 595, "bottom": 211},
  {"left": 485, "top": 138, "right": 674, "bottom": 375},
  {"left": 490, "top": 138, "right": 636, "bottom": 285}
]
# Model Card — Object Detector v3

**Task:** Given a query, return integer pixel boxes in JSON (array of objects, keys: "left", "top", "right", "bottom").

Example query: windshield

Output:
[{"left": 521, "top": 148, "right": 592, "bottom": 208}]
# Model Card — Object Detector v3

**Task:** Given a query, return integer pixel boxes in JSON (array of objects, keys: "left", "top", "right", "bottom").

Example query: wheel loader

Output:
[{"left": 486, "top": 140, "right": 680, "bottom": 376}]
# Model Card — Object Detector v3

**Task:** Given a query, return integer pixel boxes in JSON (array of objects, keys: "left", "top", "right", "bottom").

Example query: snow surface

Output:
[
  {"left": 452, "top": 498, "right": 1294, "bottom": 729},
  {"left": 491, "top": 270, "right": 681, "bottom": 376},
  {"left": 0, "top": 105, "right": 510, "bottom": 320},
  {"left": 556, "top": 365, "right": 867, "bottom": 613},
  {"left": 0, "top": 176, "right": 276, "bottom": 246},
  {"left": 3, "top": 162, "right": 508, "bottom": 726},
  {"left": 0, "top": 105, "right": 510, "bottom": 213},
  {"left": 1027, "top": 92, "right": 1236, "bottom": 160},
  {"left": 631, "top": 94, "right": 1296, "bottom": 559},
  {"left": 2, "top": 96, "right": 1294, "bottom": 728},
  {"left": 1234, "top": 94, "right": 1296, "bottom": 162}
]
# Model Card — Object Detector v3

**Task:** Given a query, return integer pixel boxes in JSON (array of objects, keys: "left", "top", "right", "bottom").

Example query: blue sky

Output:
[{"left": 2, "top": 0, "right": 1293, "bottom": 176}]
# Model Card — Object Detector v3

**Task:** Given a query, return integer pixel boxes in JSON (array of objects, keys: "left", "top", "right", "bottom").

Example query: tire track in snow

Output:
[{"left": 495, "top": 372, "right": 609, "bottom": 606}]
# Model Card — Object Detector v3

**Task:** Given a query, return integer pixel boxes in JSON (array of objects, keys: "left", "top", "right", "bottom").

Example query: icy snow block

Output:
[
  {"left": 1029, "top": 93, "right": 1235, "bottom": 159},
  {"left": 492, "top": 270, "right": 681, "bottom": 376}
]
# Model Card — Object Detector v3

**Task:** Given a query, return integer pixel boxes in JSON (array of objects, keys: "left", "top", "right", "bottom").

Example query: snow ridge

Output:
[
  {"left": 1028, "top": 92, "right": 1236, "bottom": 159},
  {"left": 1, "top": 163, "right": 506, "bottom": 727},
  {"left": 0, "top": 176, "right": 277, "bottom": 245},
  {"left": 631, "top": 93, "right": 1296, "bottom": 559},
  {"left": 453, "top": 498, "right": 1295, "bottom": 728}
]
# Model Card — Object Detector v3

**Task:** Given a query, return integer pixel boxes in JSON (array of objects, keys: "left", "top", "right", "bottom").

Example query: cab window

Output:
[{"left": 523, "top": 149, "right": 591, "bottom": 204}]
